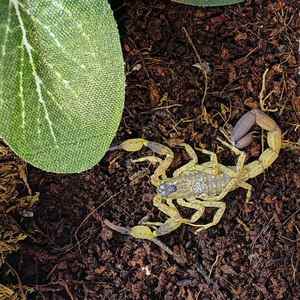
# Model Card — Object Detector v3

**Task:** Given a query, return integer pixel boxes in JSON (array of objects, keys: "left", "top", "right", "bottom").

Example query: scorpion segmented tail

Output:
[{"left": 240, "top": 109, "right": 282, "bottom": 179}]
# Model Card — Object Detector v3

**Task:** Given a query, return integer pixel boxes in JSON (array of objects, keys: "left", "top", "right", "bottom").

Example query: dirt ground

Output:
[{"left": 1, "top": 0, "right": 300, "bottom": 299}]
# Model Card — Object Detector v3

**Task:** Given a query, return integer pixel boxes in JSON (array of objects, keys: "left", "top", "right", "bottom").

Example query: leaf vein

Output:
[
  {"left": 11, "top": 0, "right": 58, "bottom": 147},
  {"left": 18, "top": 1, "right": 88, "bottom": 71},
  {"left": 19, "top": 40, "right": 25, "bottom": 130},
  {"left": 0, "top": 1, "right": 13, "bottom": 107}
]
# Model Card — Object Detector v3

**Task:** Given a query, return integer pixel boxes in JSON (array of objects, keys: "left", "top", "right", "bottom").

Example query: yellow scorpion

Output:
[{"left": 105, "top": 109, "right": 281, "bottom": 253}]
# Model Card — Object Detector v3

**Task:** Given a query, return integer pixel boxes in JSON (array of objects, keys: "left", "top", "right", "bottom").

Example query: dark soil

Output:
[{"left": 2, "top": 0, "right": 300, "bottom": 299}]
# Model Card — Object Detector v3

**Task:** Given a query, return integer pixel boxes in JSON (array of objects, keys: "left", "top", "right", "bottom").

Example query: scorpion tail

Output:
[{"left": 232, "top": 109, "right": 281, "bottom": 179}]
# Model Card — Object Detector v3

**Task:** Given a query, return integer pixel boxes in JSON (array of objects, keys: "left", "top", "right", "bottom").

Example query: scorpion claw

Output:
[
  {"left": 234, "top": 132, "right": 254, "bottom": 149},
  {"left": 109, "top": 139, "right": 147, "bottom": 152},
  {"left": 129, "top": 225, "right": 157, "bottom": 240},
  {"left": 231, "top": 109, "right": 281, "bottom": 152},
  {"left": 109, "top": 145, "right": 121, "bottom": 151},
  {"left": 231, "top": 110, "right": 256, "bottom": 147},
  {"left": 118, "top": 138, "right": 148, "bottom": 152}
]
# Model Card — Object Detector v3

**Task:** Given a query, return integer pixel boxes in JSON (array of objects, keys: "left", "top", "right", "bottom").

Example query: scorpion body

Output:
[
  {"left": 106, "top": 109, "right": 281, "bottom": 249},
  {"left": 157, "top": 170, "right": 231, "bottom": 198}
]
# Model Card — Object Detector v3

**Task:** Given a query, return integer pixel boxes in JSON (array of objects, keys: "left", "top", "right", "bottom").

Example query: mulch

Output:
[{"left": 1, "top": 0, "right": 299, "bottom": 299}]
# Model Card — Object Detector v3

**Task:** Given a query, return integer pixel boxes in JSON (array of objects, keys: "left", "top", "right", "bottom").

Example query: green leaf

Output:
[
  {"left": 172, "top": 0, "right": 244, "bottom": 7},
  {"left": 0, "top": 0, "right": 125, "bottom": 173}
]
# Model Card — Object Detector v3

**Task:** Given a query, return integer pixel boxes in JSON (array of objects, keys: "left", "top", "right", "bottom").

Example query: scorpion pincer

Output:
[{"left": 105, "top": 109, "right": 281, "bottom": 244}]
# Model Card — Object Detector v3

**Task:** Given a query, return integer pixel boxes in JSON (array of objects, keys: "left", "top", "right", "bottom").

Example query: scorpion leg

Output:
[
  {"left": 130, "top": 196, "right": 186, "bottom": 239},
  {"left": 173, "top": 143, "right": 198, "bottom": 177},
  {"left": 140, "top": 141, "right": 174, "bottom": 187},
  {"left": 153, "top": 196, "right": 180, "bottom": 218},
  {"left": 176, "top": 199, "right": 226, "bottom": 232},
  {"left": 132, "top": 156, "right": 162, "bottom": 165},
  {"left": 197, "top": 148, "right": 221, "bottom": 175},
  {"left": 214, "top": 139, "right": 253, "bottom": 203},
  {"left": 177, "top": 143, "right": 222, "bottom": 174},
  {"left": 114, "top": 138, "right": 174, "bottom": 187},
  {"left": 151, "top": 197, "right": 187, "bottom": 236},
  {"left": 217, "top": 138, "right": 247, "bottom": 172},
  {"left": 238, "top": 182, "right": 253, "bottom": 203},
  {"left": 176, "top": 198, "right": 205, "bottom": 224},
  {"left": 193, "top": 201, "right": 226, "bottom": 233}
]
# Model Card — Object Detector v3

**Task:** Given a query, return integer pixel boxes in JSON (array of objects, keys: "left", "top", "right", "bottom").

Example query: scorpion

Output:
[{"left": 105, "top": 109, "right": 281, "bottom": 258}]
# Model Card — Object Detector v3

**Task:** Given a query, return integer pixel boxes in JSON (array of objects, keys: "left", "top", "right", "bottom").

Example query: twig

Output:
[
  {"left": 183, "top": 27, "right": 202, "bottom": 64},
  {"left": 152, "top": 104, "right": 183, "bottom": 110},
  {"left": 5, "top": 262, "right": 26, "bottom": 300},
  {"left": 236, "top": 217, "right": 250, "bottom": 232},
  {"left": 290, "top": 252, "right": 298, "bottom": 283},
  {"left": 182, "top": 26, "right": 208, "bottom": 107},
  {"left": 57, "top": 281, "right": 75, "bottom": 300},
  {"left": 74, "top": 192, "right": 121, "bottom": 254},
  {"left": 251, "top": 216, "right": 274, "bottom": 250},
  {"left": 259, "top": 68, "right": 277, "bottom": 112},
  {"left": 282, "top": 208, "right": 300, "bottom": 225},
  {"left": 245, "top": 47, "right": 258, "bottom": 58},
  {"left": 259, "top": 68, "right": 268, "bottom": 110},
  {"left": 209, "top": 254, "right": 220, "bottom": 278},
  {"left": 282, "top": 139, "right": 300, "bottom": 150}
]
